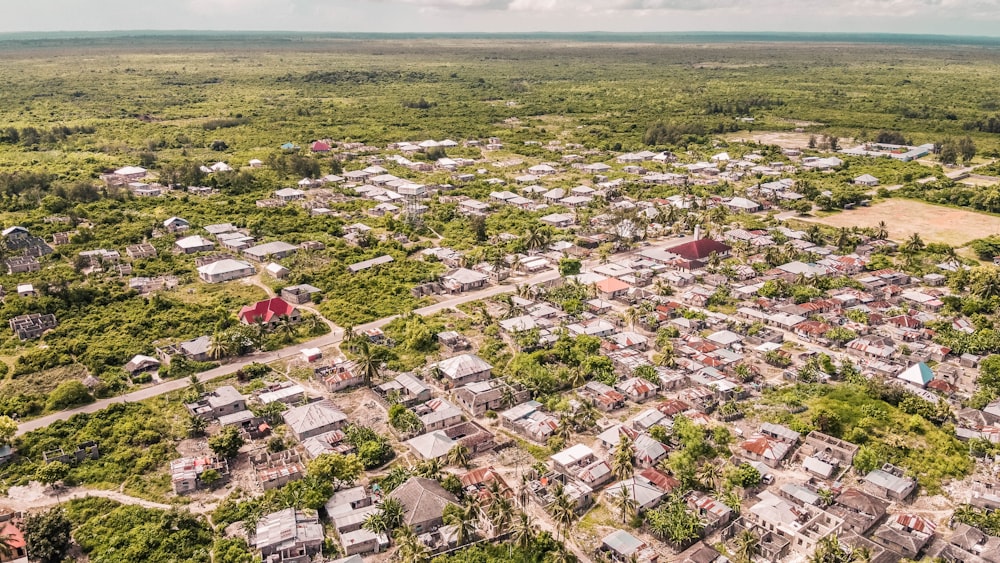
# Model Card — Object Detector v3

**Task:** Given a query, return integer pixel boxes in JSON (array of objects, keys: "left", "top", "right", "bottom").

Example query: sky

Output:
[{"left": 2, "top": 0, "right": 1000, "bottom": 37}]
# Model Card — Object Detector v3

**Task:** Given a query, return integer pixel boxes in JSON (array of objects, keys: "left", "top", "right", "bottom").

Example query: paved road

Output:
[
  {"left": 15, "top": 268, "right": 561, "bottom": 436},
  {"left": 14, "top": 233, "right": 697, "bottom": 436}
]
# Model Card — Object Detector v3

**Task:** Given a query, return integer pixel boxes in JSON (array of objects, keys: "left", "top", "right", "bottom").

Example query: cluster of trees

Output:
[
  {"left": 0, "top": 124, "right": 95, "bottom": 148},
  {"left": 938, "top": 136, "right": 977, "bottom": 164}
]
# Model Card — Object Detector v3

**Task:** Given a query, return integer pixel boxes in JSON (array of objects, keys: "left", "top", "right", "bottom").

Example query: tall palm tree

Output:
[
  {"left": 395, "top": 525, "right": 430, "bottom": 563},
  {"left": 545, "top": 547, "right": 575, "bottom": 563},
  {"left": 354, "top": 339, "right": 381, "bottom": 387},
  {"left": 874, "top": 220, "right": 888, "bottom": 240},
  {"left": 621, "top": 307, "right": 640, "bottom": 330},
  {"left": 447, "top": 444, "right": 470, "bottom": 468},
  {"left": 379, "top": 496, "right": 405, "bottom": 530},
  {"left": 445, "top": 498, "right": 480, "bottom": 545},
  {"left": 733, "top": 529, "right": 760, "bottom": 563},
  {"left": 511, "top": 511, "right": 535, "bottom": 549},
  {"left": 698, "top": 462, "right": 722, "bottom": 491},
  {"left": 556, "top": 414, "right": 574, "bottom": 443},
  {"left": 612, "top": 484, "right": 637, "bottom": 523},
  {"left": 612, "top": 435, "right": 635, "bottom": 482},
  {"left": 487, "top": 494, "right": 514, "bottom": 536},
  {"left": 902, "top": 232, "right": 925, "bottom": 255},
  {"left": 209, "top": 331, "right": 230, "bottom": 360},
  {"left": 549, "top": 484, "right": 578, "bottom": 541},
  {"left": 653, "top": 343, "right": 676, "bottom": 368},
  {"left": 275, "top": 315, "right": 296, "bottom": 343}
]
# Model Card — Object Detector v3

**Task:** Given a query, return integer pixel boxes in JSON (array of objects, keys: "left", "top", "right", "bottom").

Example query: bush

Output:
[{"left": 46, "top": 381, "right": 93, "bottom": 411}]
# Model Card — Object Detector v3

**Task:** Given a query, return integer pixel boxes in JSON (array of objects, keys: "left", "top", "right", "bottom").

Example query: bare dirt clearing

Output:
[{"left": 798, "top": 199, "right": 1000, "bottom": 247}]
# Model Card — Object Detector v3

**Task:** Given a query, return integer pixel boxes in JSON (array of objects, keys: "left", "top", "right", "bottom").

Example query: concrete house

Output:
[
  {"left": 389, "top": 477, "right": 458, "bottom": 534},
  {"left": 244, "top": 241, "right": 298, "bottom": 262},
  {"left": 432, "top": 353, "right": 492, "bottom": 388},
  {"left": 283, "top": 400, "right": 348, "bottom": 440},
  {"left": 238, "top": 297, "right": 301, "bottom": 328},
  {"left": 185, "top": 386, "right": 247, "bottom": 420},
  {"left": 454, "top": 379, "right": 522, "bottom": 416},
  {"left": 863, "top": 464, "right": 917, "bottom": 501},
  {"left": 197, "top": 259, "right": 255, "bottom": 283},
  {"left": 175, "top": 235, "right": 215, "bottom": 254},
  {"left": 376, "top": 373, "right": 432, "bottom": 407},
  {"left": 254, "top": 508, "right": 324, "bottom": 563}
]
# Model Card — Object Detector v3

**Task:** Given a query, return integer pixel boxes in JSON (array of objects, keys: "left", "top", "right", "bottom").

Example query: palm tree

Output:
[
  {"left": 549, "top": 484, "right": 578, "bottom": 541},
  {"left": 209, "top": 331, "right": 230, "bottom": 360},
  {"left": 275, "top": 315, "right": 296, "bottom": 343},
  {"left": 517, "top": 475, "right": 531, "bottom": 509},
  {"left": 511, "top": 511, "right": 535, "bottom": 549},
  {"left": 394, "top": 525, "right": 430, "bottom": 563},
  {"left": 621, "top": 307, "right": 640, "bottom": 330},
  {"left": 545, "top": 547, "right": 575, "bottom": 563},
  {"left": 497, "top": 294, "right": 518, "bottom": 319},
  {"left": 612, "top": 435, "right": 635, "bottom": 482},
  {"left": 362, "top": 511, "right": 389, "bottom": 536},
  {"left": 446, "top": 498, "right": 480, "bottom": 545},
  {"left": 354, "top": 339, "right": 381, "bottom": 387},
  {"left": 524, "top": 225, "right": 551, "bottom": 252},
  {"left": 415, "top": 458, "right": 441, "bottom": 479},
  {"left": 874, "top": 220, "right": 888, "bottom": 240},
  {"left": 733, "top": 529, "right": 761, "bottom": 563},
  {"left": 379, "top": 496, "right": 406, "bottom": 530},
  {"left": 817, "top": 488, "right": 834, "bottom": 507},
  {"left": 902, "top": 232, "right": 925, "bottom": 255},
  {"left": 487, "top": 494, "right": 514, "bottom": 536},
  {"left": 653, "top": 343, "right": 676, "bottom": 368},
  {"left": 447, "top": 444, "right": 470, "bottom": 468},
  {"left": 612, "top": 484, "right": 637, "bottom": 523},
  {"left": 556, "top": 414, "right": 574, "bottom": 442},
  {"left": 697, "top": 462, "right": 722, "bottom": 491}
]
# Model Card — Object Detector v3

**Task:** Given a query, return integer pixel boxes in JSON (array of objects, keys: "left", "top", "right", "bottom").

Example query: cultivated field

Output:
[{"left": 803, "top": 199, "right": 1000, "bottom": 246}]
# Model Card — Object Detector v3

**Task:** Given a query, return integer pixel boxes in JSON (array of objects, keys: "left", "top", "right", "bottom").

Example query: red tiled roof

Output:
[
  {"left": 639, "top": 467, "right": 680, "bottom": 492},
  {"left": 311, "top": 141, "right": 331, "bottom": 152},
  {"left": 667, "top": 238, "right": 731, "bottom": 261},
  {"left": 239, "top": 297, "right": 297, "bottom": 324}
]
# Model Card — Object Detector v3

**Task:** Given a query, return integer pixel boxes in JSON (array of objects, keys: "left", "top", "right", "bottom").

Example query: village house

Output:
[
  {"left": 315, "top": 361, "right": 363, "bottom": 392},
  {"left": 389, "top": 477, "right": 459, "bottom": 534},
  {"left": 863, "top": 464, "right": 917, "bottom": 501},
  {"left": 454, "top": 379, "right": 526, "bottom": 416},
  {"left": 170, "top": 456, "right": 229, "bottom": 494},
  {"left": 747, "top": 490, "right": 844, "bottom": 555},
  {"left": 126, "top": 243, "right": 157, "bottom": 259},
  {"left": 254, "top": 508, "right": 324, "bottom": 563},
  {"left": 580, "top": 381, "right": 627, "bottom": 411},
  {"left": 414, "top": 398, "right": 464, "bottom": 432},
  {"left": 500, "top": 400, "right": 559, "bottom": 443},
  {"left": 431, "top": 353, "right": 492, "bottom": 388},
  {"left": 238, "top": 297, "right": 301, "bottom": 328},
  {"left": 244, "top": 241, "right": 298, "bottom": 262},
  {"left": 185, "top": 386, "right": 247, "bottom": 420},
  {"left": 738, "top": 434, "right": 794, "bottom": 468},
  {"left": 175, "top": 235, "right": 215, "bottom": 254},
  {"left": 4, "top": 256, "right": 39, "bottom": 274},
  {"left": 283, "top": 399, "right": 348, "bottom": 440},
  {"left": 441, "top": 268, "right": 488, "bottom": 293},
  {"left": 828, "top": 488, "right": 889, "bottom": 535},
  {"left": 197, "top": 258, "right": 255, "bottom": 283},
  {"left": 281, "top": 284, "right": 322, "bottom": 304},
  {"left": 873, "top": 513, "right": 936, "bottom": 559},
  {"left": 600, "top": 530, "right": 658, "bottom": 563},
  {"left": 615, "top": 377, "right": 660, "bottom": 402},
  {"left": 376, "top": 373, "right": 432, "bottom": 407}
]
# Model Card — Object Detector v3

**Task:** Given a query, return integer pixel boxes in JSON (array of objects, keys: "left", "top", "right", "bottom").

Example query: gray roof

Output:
[
  {"left": 245, "top": 241, "right": 298, "bottom": 258},
  {"left": 405, "top": 430, "right": 456, "bottom": 460},
  {"left": 435, "top": 353, "right": 492, "bottom": 380},
  {"left": 254, "top": 508, "right": 323, "bottom": 551},
  {"left": 388, "top": 477, "right": 458, "bottom": 527},
  {"left": 864, "top": 469, "right": 915, "bottom": 495},
  {"left": 282, "top": 399, "right": 347, "bottom": 434},
  {"left": 348, "top": 254, "right": 394, "bottom": 273}
]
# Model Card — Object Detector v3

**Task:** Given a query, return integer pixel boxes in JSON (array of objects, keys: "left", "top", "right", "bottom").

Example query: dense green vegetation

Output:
[
  {"left": 760, "top": 382, "right": 971, "bottom": 491},
  {"left": 66, "top": 497, "right": 214, "bottom": 563}
]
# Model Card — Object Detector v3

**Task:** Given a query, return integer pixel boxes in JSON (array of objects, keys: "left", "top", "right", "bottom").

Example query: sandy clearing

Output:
[{"left": 799, "top": 199, "right": 1000, "bottom": 247}]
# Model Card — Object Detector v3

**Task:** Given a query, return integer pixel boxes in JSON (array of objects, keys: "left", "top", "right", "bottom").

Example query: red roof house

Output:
[
  {"left": 238, "top": 297, "right": 301, "bottom": 326},
  {"left": 311, "top": 141, "right": 332, "bottom": 153},
  {"left": 667, "top": 238, "right": 731, "bottom": 261}
]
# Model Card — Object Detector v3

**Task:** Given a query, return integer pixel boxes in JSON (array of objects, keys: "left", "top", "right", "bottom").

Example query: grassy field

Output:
[{"left": 800, "top": 199, "right": 1000, "bottom": 246}]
